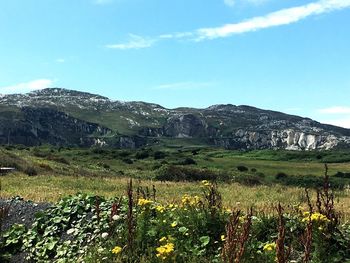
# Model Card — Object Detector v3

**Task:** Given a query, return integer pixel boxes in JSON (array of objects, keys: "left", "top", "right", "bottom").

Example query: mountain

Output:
[{"left": 1, "top": 88, "right": 350, "bottom": 150}]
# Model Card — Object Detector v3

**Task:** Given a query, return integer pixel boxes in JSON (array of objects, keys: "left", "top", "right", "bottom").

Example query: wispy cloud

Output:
[
  {"left": 318, "top": 106, "right": 350, "bottom": 114},
  {"left": 153, "top": 81, "right": 215, "bottom": 90},
  {"left": 106, "top": 34, "right": 156, "bottom": 50},
  {"left": 0, "top": 79, "right": 54, "bottom": 94},
  {"left": 197, "top": 0, "right": 350, "bottom": 40},
  {"left": 107, "top": 0, "right": 350, "bottom": 49}
]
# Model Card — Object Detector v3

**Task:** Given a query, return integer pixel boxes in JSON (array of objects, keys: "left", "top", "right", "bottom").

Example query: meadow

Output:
[{"left": 1, "top": 145, "right": 350, "bottom": 262}]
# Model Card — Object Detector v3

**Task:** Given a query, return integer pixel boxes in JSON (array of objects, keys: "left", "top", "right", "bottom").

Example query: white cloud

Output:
[
  {"left": 318, "top": 106, "right": 350, "bottom": 114},
  {"left": 321, "top": 118, "right": 350, "bottom": 128},
  {"left": 153, "top": 81, "right": 215, "bottom": 90},
  {"left": 108, "top": 0, "right": 350, "bottom": 49},
  {"left": 224, "top": 0, "right": 235, "bottom": 7},
  {"left": 106, "top": 34, "right": 156, "bottom": 50},
  {"left": 197, "top": 0, "right": 350, "bottom": 40},
  {"left": 0, "top": 79, "right": 54, "bottom": 94}
]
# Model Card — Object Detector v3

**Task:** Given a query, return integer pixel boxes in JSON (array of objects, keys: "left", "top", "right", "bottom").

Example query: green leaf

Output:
[{"left": 199, "top": 236, "right": 210, "bottom": 247}]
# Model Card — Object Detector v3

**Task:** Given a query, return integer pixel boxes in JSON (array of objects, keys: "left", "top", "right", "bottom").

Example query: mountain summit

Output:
[{"left": 1, "top": 88, "right": 349, "bottom": 150}]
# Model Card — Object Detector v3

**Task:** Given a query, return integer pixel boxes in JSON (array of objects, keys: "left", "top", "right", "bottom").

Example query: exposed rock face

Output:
[
  {"left": 1, "top": 88, "right": 350, "bottom": 150},
  {"left": 212, "top": 129, "right": 342, "bottom": 150},
  {"left": 164, "top": 114, "right": 208, "bottom": 138},
  {"left": 0, "top": 107, "right": 111, "bottom": 146}
]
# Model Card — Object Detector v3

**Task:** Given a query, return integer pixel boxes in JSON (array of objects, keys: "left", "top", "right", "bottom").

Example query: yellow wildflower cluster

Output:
[
  {"left": 111, "top": 246, "right": 122, "bottom": 255},
  {"left": 201, "top": 180, "right": 211, "bottom": 187},
  {"left": 155, "top": 205, "right": 166, "bottom": 213},
  {"left": 138, "top": 198, "right": 153, "bottom": 206},
  {"left": 263, "top": 242, "right": 276, "bottom": 252},
  {"left": 156, "top": 242, "right": 175, "bottom": 260},
  {"left": 302, "top": 212, "right": 330, "bottom": 224},
  {"left": 181, "top": 194, "right": 200, "bottom": 206}
]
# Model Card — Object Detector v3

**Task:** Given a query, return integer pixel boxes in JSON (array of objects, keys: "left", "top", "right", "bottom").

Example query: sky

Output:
[{"left": 0, "top": 0, "right": 350, "bottom": 128}]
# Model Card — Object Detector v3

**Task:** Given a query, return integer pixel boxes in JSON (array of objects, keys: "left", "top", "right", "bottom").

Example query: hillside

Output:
[{"left": 1, "top": 88, "right": 350, "bottom": 150}]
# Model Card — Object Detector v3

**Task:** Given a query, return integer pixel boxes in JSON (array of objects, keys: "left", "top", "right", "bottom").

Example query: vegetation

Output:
[
  {"left": 1, "top": 145, "right": 350, "bottom": 261},
  {"left": 1, "top": 177, "right": 349, "bottom": 262}
]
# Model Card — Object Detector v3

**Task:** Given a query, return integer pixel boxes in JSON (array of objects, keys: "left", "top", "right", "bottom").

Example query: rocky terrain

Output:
[{"left": 1, "top": 88, "right": 350, "bottom": 150}]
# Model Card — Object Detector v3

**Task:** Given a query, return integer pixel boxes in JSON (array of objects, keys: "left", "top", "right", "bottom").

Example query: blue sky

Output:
[{"left": 0, "top": 0, "right": 350, "bottom": 127}]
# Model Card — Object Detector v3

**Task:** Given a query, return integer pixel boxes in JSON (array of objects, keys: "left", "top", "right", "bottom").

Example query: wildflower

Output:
[
  {"left": 201, "top": 180, "right": 211, "bottom": 187},
  {"left": 181, "top": 194, "right": 200, "bottom": 206},
  {"left": 302, "top": 212, "right": 330, "bottom": 224},
  {"left": 112, "top": 246, "right": 122, "bottom": 255},
  {"left": 263, "top": 242, "right": 276, "bottom": 252},
  {"left": 156, "top": 205, "right": 165, "bottom": 213},
  {"left": 221, "top": 235, "right": 226, "bottom": 241},
  {"left": 171, "top": 221, "right": 178, "bottom": 227},
  {"left": 101, "top": 232, "right": 109, "bottom": 239},
  {"left": 156, "top": 242, "right": 175, "bottom": 260},
  {"left": 159, "top": 236, "right": 167, "bottom": 242},
  {"left": 138, "top": 198, "right": 153, "bottom": 206}
]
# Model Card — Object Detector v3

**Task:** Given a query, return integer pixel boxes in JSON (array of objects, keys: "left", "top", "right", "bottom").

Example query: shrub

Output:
[
  {"left": 234, "top": 174, "right": 263, "bottom": 186},
  {"left": 156, "top": 165, "right": 227, "bottom": 182},
  {"left": 275, "top": 172, "right": 288, "bottom": 180},
  {"left": 251, "top": 168, "right": 257, "bottom": 173},
  {"left": 334, "top": 171, "right": 350, "bottom": 178},
  {"left": 135, "top": 150, "right": 149, "bottom": 160},
  {"left": 24, "top": 166, "right": 37, "bottom": 176},
  {"left": 122, "top": 158, "right": 133, "bottom": 164},
  {"left": 177, "top": 157, "right": 197, "bottom": 165},
  {"left": 46, "top": 155, "right": 70, "bottom": 165},
  {"left": 153, "top": 151, "right": 166, "bottom": 160},
  {"left": 237, "top": 165, "right": 249, "bottom": 172}
]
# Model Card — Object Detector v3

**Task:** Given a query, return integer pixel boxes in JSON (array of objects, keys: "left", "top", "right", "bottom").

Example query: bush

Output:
[
  {"left": 153, "top": 151, "right": 166, "bottom": 160},
  {"left": 135, "top": 150, "right": 149, "bottom": 160},
  {"left": 275, "top": 172, "right": 288, "bottom": 180},
  {"left": 235, "top": 174, "right": 262, "bottom": 186},
  {"left": 24, "top": 167, "right": 37, "bottom": 176},
  {"left": 46, "top": 155, "right": 70, "bottom": 165},
  {"left": 251, "top": 168, "right": 257, "bottom": 173},
  {"left": 122, "top": 158, "right": 133, "bottom": 164},
  {"left": 177, "top": 157, "right": 197, "bottom": 165},
  {"left": 156, "top": 165, "right": 227, "bottom": 182},
  {"left": 237, "top": 165, "right": 249, "bottom": 172},
  {"left": 334, "top": 171, "right": 350, "bottom": 178}
]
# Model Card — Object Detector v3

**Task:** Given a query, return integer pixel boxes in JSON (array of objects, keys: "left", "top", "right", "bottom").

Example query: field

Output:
[{"left": 1, "top": 145, "right": 350, "bottom": 262}]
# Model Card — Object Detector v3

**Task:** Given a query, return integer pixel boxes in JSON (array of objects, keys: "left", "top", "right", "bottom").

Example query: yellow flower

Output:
[
  {"left": 138, "top": 198, "right": 153, "bottom": 206},
  {"left": 112, "top": 246, "right": 122, "bottom": 255},
  {"left": 171, "top": 221, "right": 178, "bottom": 227},
  {"left": 221, "top": 235, "right": 226, "bottom": 241},
  {"left": 302, "top": 212, "right": 330, "bottom": 224},
  {"left": 201, "top": 180, "right": 211, "bottom": 187},
  {"left": 181, "top": 194, "right": 200, "bottom": 206},
  {"left": 263, "top": 242, "right": 276, "bottom": 252},
  {"left": 156, "top": 242, "right": 175, "bottom": 260},
  {"left": 159, "top": 236, "right": 167, "bottom": 242},
  {"left": 156, "top": 205, "right": 165, "bottom": 213}
]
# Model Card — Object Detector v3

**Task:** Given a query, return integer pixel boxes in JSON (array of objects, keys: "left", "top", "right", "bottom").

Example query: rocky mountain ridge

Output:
[{"left": 1, "top": 88, "right": 349, "bottom": 150}]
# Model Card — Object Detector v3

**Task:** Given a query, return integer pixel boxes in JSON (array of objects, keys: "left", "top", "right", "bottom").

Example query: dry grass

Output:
[{"left": 1, "top": 173, "right": 350, "bottom": 220}]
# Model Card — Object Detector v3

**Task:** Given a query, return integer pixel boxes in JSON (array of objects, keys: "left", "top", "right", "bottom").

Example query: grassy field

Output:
[
  {"left": 1, "top": 145, "right": 350, "bottom": 262},
  {"left": 1, "top": 145, "right": 350, "bottom": 218}
]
